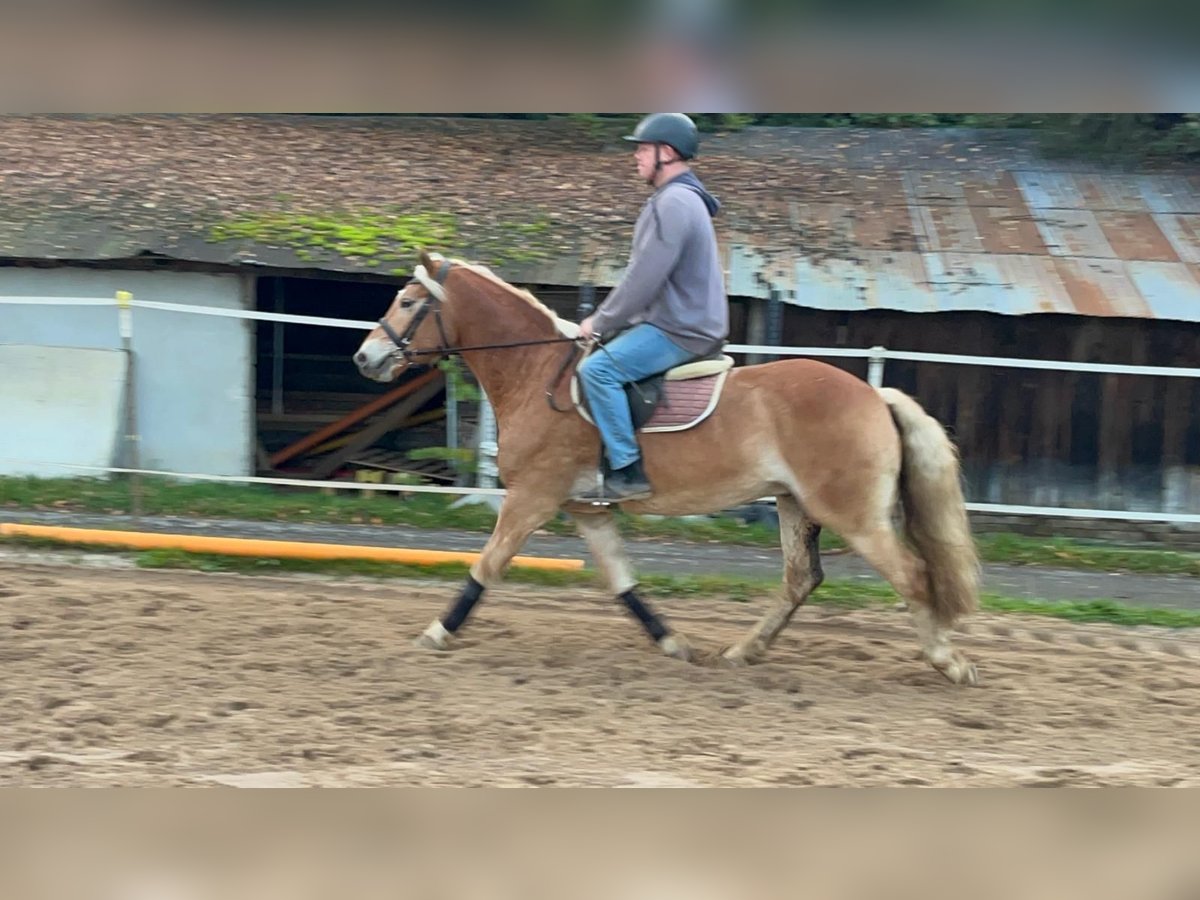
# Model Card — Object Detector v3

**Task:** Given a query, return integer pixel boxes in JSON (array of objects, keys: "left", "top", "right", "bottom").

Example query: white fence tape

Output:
[{"left": 4, "top": 293, "right": 1199, "bottom": 523}]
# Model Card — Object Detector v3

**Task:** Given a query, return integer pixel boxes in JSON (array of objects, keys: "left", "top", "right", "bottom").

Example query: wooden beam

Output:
[
  {"left": 1162, "top": 378, "right": 1190, "bottom": 468},
  {"left": 309, "top": 408, "right": 446, "bottom": 456},
  {"left": 268, "top": 369, "right": 442, "bottom": 468},
  {"left": 307, "top": 377, "right": 447, "bottom": 480}
]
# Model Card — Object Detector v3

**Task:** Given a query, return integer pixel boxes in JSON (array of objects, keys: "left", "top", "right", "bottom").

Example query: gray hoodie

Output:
[{"left": 591, "top": 171, "right": 729, "bottom": 355}]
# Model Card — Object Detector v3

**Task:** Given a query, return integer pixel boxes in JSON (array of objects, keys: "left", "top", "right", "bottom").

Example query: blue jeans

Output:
[{"left": 578, "top": 323, "right": 696, "bottom": 470}]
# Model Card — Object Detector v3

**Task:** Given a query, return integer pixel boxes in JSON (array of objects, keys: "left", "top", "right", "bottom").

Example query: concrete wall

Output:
[
  {"left": 0, "top": 345, "right": 127, "bottom": 477},
  {"left": 1, "top": 268, "right": 253, "bottom": 477}
]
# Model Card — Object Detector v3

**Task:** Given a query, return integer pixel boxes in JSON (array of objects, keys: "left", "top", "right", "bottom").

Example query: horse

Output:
[{"left": 353, "top": 250, "right": 981, "bottom": 685}]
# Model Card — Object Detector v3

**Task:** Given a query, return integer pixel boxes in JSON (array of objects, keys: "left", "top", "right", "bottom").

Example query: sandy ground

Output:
[{"left": 2, "top": 558, "right": 1199, "bottom": 787}]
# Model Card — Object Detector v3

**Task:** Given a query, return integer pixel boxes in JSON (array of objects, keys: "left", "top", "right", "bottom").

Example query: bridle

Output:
[
  {"left": 376, "top": 258, "right": 583, "bottom": 410},
  {"left": 377, "top": 258, "right": 455, "bottom": 363}
]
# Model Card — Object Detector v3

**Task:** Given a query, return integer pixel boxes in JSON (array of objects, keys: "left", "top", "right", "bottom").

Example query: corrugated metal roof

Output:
[
  {"left": 707, "top": 162, "right": 1200, "bottom": 323},
  {"left": 1033, "top": 209, "right": 1118, "bottom": 258},
  {"left": 1154, "top": 214, "right": 1200, "bottom": 263}
]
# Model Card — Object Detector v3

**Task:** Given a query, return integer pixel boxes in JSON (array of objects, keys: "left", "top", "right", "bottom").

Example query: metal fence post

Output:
[
  {"left": 476, "top": 391, "right": 499, "bottom": 490},
  {"left": 867, "top": 345, "right": 887, "bottom": 388},
  {"left": 449, "top": 386, "right": 502, "bottom": 512},
  {"left": 765, "top": 285, "right": 784, "bottom": 349},
  {"left": 577, "top": 282, "right": 596, "bottom": 321},
  {"left": 116, "top": 290, "right": 143, "bottom": 517}
]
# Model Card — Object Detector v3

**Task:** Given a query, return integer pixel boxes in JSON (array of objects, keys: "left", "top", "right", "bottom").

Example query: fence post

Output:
[
  {"left": 867, "top": 345, "right": 887, "bottom": 388},
  {"left": 449, "top": 386, "right": 502, "bottom": 512},
  {"left": 476, "top": 391, "right": 499, "bottom": 490},
  {"left": 577, "top": 282, "right": 596, "bottom": 321},
  {"left": 445, "top": 363, "right": 458, "bottom": 453},
  {"left": 116, "top": 290, "right": 143, "bottom": 517},
  {"left": 765, "top": 285, "right": 784, "bottom": 349}
]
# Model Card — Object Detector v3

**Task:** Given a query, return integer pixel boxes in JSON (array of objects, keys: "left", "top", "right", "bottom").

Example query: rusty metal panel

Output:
[
  {"left": 726, "top": 244, "right": 772, "bottom": 300},
  {"left": 992, "top": 255, "right": 1077, "bottom": 313},
  {"left": 851, "top": 204, "right": 919, "bottom": 252},
  {"left": 1014, "top": 171, "right": 1087, "bottom": 210},
  {"left": 960, "top": 172, "right": 1027, "bottom": 211},
  {"left": 836, "top": 171, "right": 909, "bottom": 209},
  {"left": 855, "top": 251, "right": 934, "bottom": 311},
  {"left": 1052, "top": 257, "right": 1151, "bottom": 318},
  {"left": 972, "top": 207, "right": 1048, "bottom": 255},
  {"left": 913, "top": 204, "right": 986, "bottom": 253},
  {"left": 787, "top": 202, "right": 858, "bottom": 256},
  {"left": 922, "top": 252, "right": 1016, "bottom": 314},
  {"left": 1153, "top": 214, "right": 1200, "bottom": 264},
  {"left": 902, "top": 171, "right": 967, "bottom": 205},
  {"left": 1033, "top": 209, "right": 1117, "bottom": 258},
  {"left": 1075, "top": 174, "right": 1149, "bottom": 212},
  {"left": 1137, "top": 175, "right": 1200, "bottom": 214},
  {"left": 788, "top": 256, "right": 871, "bottom": 312},
  {"left": 1095, "top": 211, "right": 1180, "bottom": 262},
  {"left": 1125, "top": 261, "right": 1200, "bottom": 321},
  {"left": 920, "top": 252, "right": 1073, "bottom": 315}
]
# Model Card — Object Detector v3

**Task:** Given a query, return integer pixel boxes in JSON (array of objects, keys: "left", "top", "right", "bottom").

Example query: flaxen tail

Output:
[{"left": 878, "top": 387, "right": 980, "bottom": 624}]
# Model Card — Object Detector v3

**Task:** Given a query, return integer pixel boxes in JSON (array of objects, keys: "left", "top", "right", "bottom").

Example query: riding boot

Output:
[{"left": 575, "top": 457, "right": 653, "bottom": 502}]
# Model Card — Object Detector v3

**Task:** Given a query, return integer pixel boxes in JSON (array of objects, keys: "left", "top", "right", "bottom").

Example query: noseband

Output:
[{"left": 378, "top": 259, "right": 454, "bottom": 363}]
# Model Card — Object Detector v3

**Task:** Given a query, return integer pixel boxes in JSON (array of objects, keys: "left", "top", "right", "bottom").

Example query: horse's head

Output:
[{"left": 354, "top": 250, "right": 452, "bottom": 383}]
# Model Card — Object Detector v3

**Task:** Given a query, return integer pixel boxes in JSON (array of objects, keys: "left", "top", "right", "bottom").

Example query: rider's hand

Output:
[{"left": 579, "top": 316, "right": 597, "bottom": 341}]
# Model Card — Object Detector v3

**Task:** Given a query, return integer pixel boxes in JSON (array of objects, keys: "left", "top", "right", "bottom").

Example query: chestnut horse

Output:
[{"left": 354, "top": 251, "right": 980, "bottom": 685}]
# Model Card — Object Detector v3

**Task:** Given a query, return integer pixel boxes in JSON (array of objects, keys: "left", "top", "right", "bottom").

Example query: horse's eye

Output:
[{"left": 400, "top": 299, "right": 415, "bottom": 309}]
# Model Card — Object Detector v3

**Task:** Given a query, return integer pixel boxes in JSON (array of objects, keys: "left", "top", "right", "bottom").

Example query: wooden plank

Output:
[
  {"left": 308, "top": 377, "right": 447, "bottom": 479},
  {"left": 308, "top": 408, "right": 446, "bottom": 456},
  {"left": 1097, "top": 373, "right": 1132, "bottom": 477},
  {"left": 269, "top": 369, "right": 442, "bottom": 468},
  {"left": 1161, "top": 378, "right": 1190, "bottom": 467},
  {"left": 1035, "top": 372, "right": 1059, "bottom": 460}
]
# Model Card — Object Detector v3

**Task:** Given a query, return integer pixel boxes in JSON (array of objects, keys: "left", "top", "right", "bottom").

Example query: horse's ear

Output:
[{"left": 418, "top": 249, "right": 436, "bottom": 273}]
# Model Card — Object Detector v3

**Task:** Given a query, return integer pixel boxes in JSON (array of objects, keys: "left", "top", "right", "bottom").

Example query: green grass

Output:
[
  {"left": 0, "top": 475, "right": 786, "bottom": 546},
  {"left": 5, "top": 536, "right": 1199, "bottom": 630},
  {"left": 128, "top": 549, "right": 1200, "bottom": 629},
  {"left": 4, "top": 475, "right": 1200, "bottom": 578}
]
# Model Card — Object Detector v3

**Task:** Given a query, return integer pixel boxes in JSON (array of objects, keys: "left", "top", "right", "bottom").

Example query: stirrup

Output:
[{"left": 571, "top": 477, "right": 652, "bottom": 505}]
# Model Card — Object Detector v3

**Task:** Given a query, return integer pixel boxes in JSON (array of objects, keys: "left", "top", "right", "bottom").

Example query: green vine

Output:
[
  {"left": 208, "top": 207, "right": 558, "bottom": 272},
  {"left": 207, "top": 209, "right": 459, "bottom": 265}
]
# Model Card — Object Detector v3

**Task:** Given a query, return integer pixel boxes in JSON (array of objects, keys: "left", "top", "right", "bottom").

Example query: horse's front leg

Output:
[
  {"left": 416, "top": 489, "right": 559, "bottom": 650},
  {"left": 570, "top": 509, "right": 692, "bottom": 662}
]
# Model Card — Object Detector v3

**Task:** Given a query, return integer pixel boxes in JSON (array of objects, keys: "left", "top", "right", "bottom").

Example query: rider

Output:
[{"left": 577, "top": 112, "right": 729, "bottom": 501}]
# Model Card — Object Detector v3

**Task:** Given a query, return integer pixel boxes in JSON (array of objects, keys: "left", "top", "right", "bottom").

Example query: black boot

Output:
[{"left": 575, "top": 458, "right": 653, "bottom": 503}]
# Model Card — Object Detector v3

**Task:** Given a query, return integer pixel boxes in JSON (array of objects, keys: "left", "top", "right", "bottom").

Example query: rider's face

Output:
[
  {"left": 635, "top": 141, "right": 660, "bottom": 182},
  {"left": 633, "top": 140, "right": 672, "bottom": 182}
]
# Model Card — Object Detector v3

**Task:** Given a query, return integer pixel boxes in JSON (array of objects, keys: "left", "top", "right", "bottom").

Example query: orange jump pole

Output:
[{"left": 0, "top": 523, "right": 585, "bottom": 572}]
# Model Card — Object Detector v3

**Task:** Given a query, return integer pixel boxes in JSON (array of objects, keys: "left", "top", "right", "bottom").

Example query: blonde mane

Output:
[{"left": 441, "top": 255, "right": 580, "bottom": 338}]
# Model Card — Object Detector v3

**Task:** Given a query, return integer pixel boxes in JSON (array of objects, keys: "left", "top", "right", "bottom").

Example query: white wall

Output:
[{"left": 1, "top": 267, "right": 253, "bottom": 477}]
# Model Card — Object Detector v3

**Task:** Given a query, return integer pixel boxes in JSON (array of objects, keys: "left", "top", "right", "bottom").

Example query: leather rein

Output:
[{"left": 376, "top": 259, "right": 583, "bottom": 412}]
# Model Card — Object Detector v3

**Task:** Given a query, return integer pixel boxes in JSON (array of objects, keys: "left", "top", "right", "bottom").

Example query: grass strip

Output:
[
  {"left": 5, "top": 536, "right": 1195, "bottom": 630},
  {"left": 5, "top": 476, "right": 1200, "bottom": 577}
]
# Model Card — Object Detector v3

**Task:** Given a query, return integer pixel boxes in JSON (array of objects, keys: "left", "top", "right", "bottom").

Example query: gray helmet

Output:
[{"left": 623, "top": 112, "right": 699, "bottom": 160}]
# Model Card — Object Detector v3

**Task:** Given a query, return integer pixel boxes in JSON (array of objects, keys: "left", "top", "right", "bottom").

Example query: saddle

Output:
[{"left": 571, "top": 349, "right": 735, "bottom": 433}]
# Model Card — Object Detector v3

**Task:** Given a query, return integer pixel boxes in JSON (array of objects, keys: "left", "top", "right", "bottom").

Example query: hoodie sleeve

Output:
[{"left": 591, "top": 191, "right": 688, "bottom": 337}]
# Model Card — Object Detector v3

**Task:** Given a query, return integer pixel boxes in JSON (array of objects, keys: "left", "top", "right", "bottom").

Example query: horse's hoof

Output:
[
  {"left": 658, "top": 633, "right": 692, "bottom": 663},
  {"left": 719, "top": 643, "right": 760, "bottom": 668},
  {"left": 931, "top": 653, "right": 979, "bottom": 686},
  {"left": 414, "top": 620, "right": 451, "bottom": 651},
  {"left": 718, "top": 655, "right": 747, "bottom": 670}
]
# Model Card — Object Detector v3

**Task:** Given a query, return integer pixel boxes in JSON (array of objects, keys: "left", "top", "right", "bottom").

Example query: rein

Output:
[{"left": 377, "top": 259, "right": 585, "bottom": 412}]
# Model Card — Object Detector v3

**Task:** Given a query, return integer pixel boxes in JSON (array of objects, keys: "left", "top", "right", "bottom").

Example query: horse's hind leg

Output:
[
  {"left": 722, "top": 495, "right": 823, "bottom": 667},
  {"left": 570, "top": 509, "right": 692, "bottom": 661},
  {"left": 843, "top": 526, "right": 978, "bottom": 686},
  {"left": 416, "top": 489, "right": 558, "bottom": 650}
]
